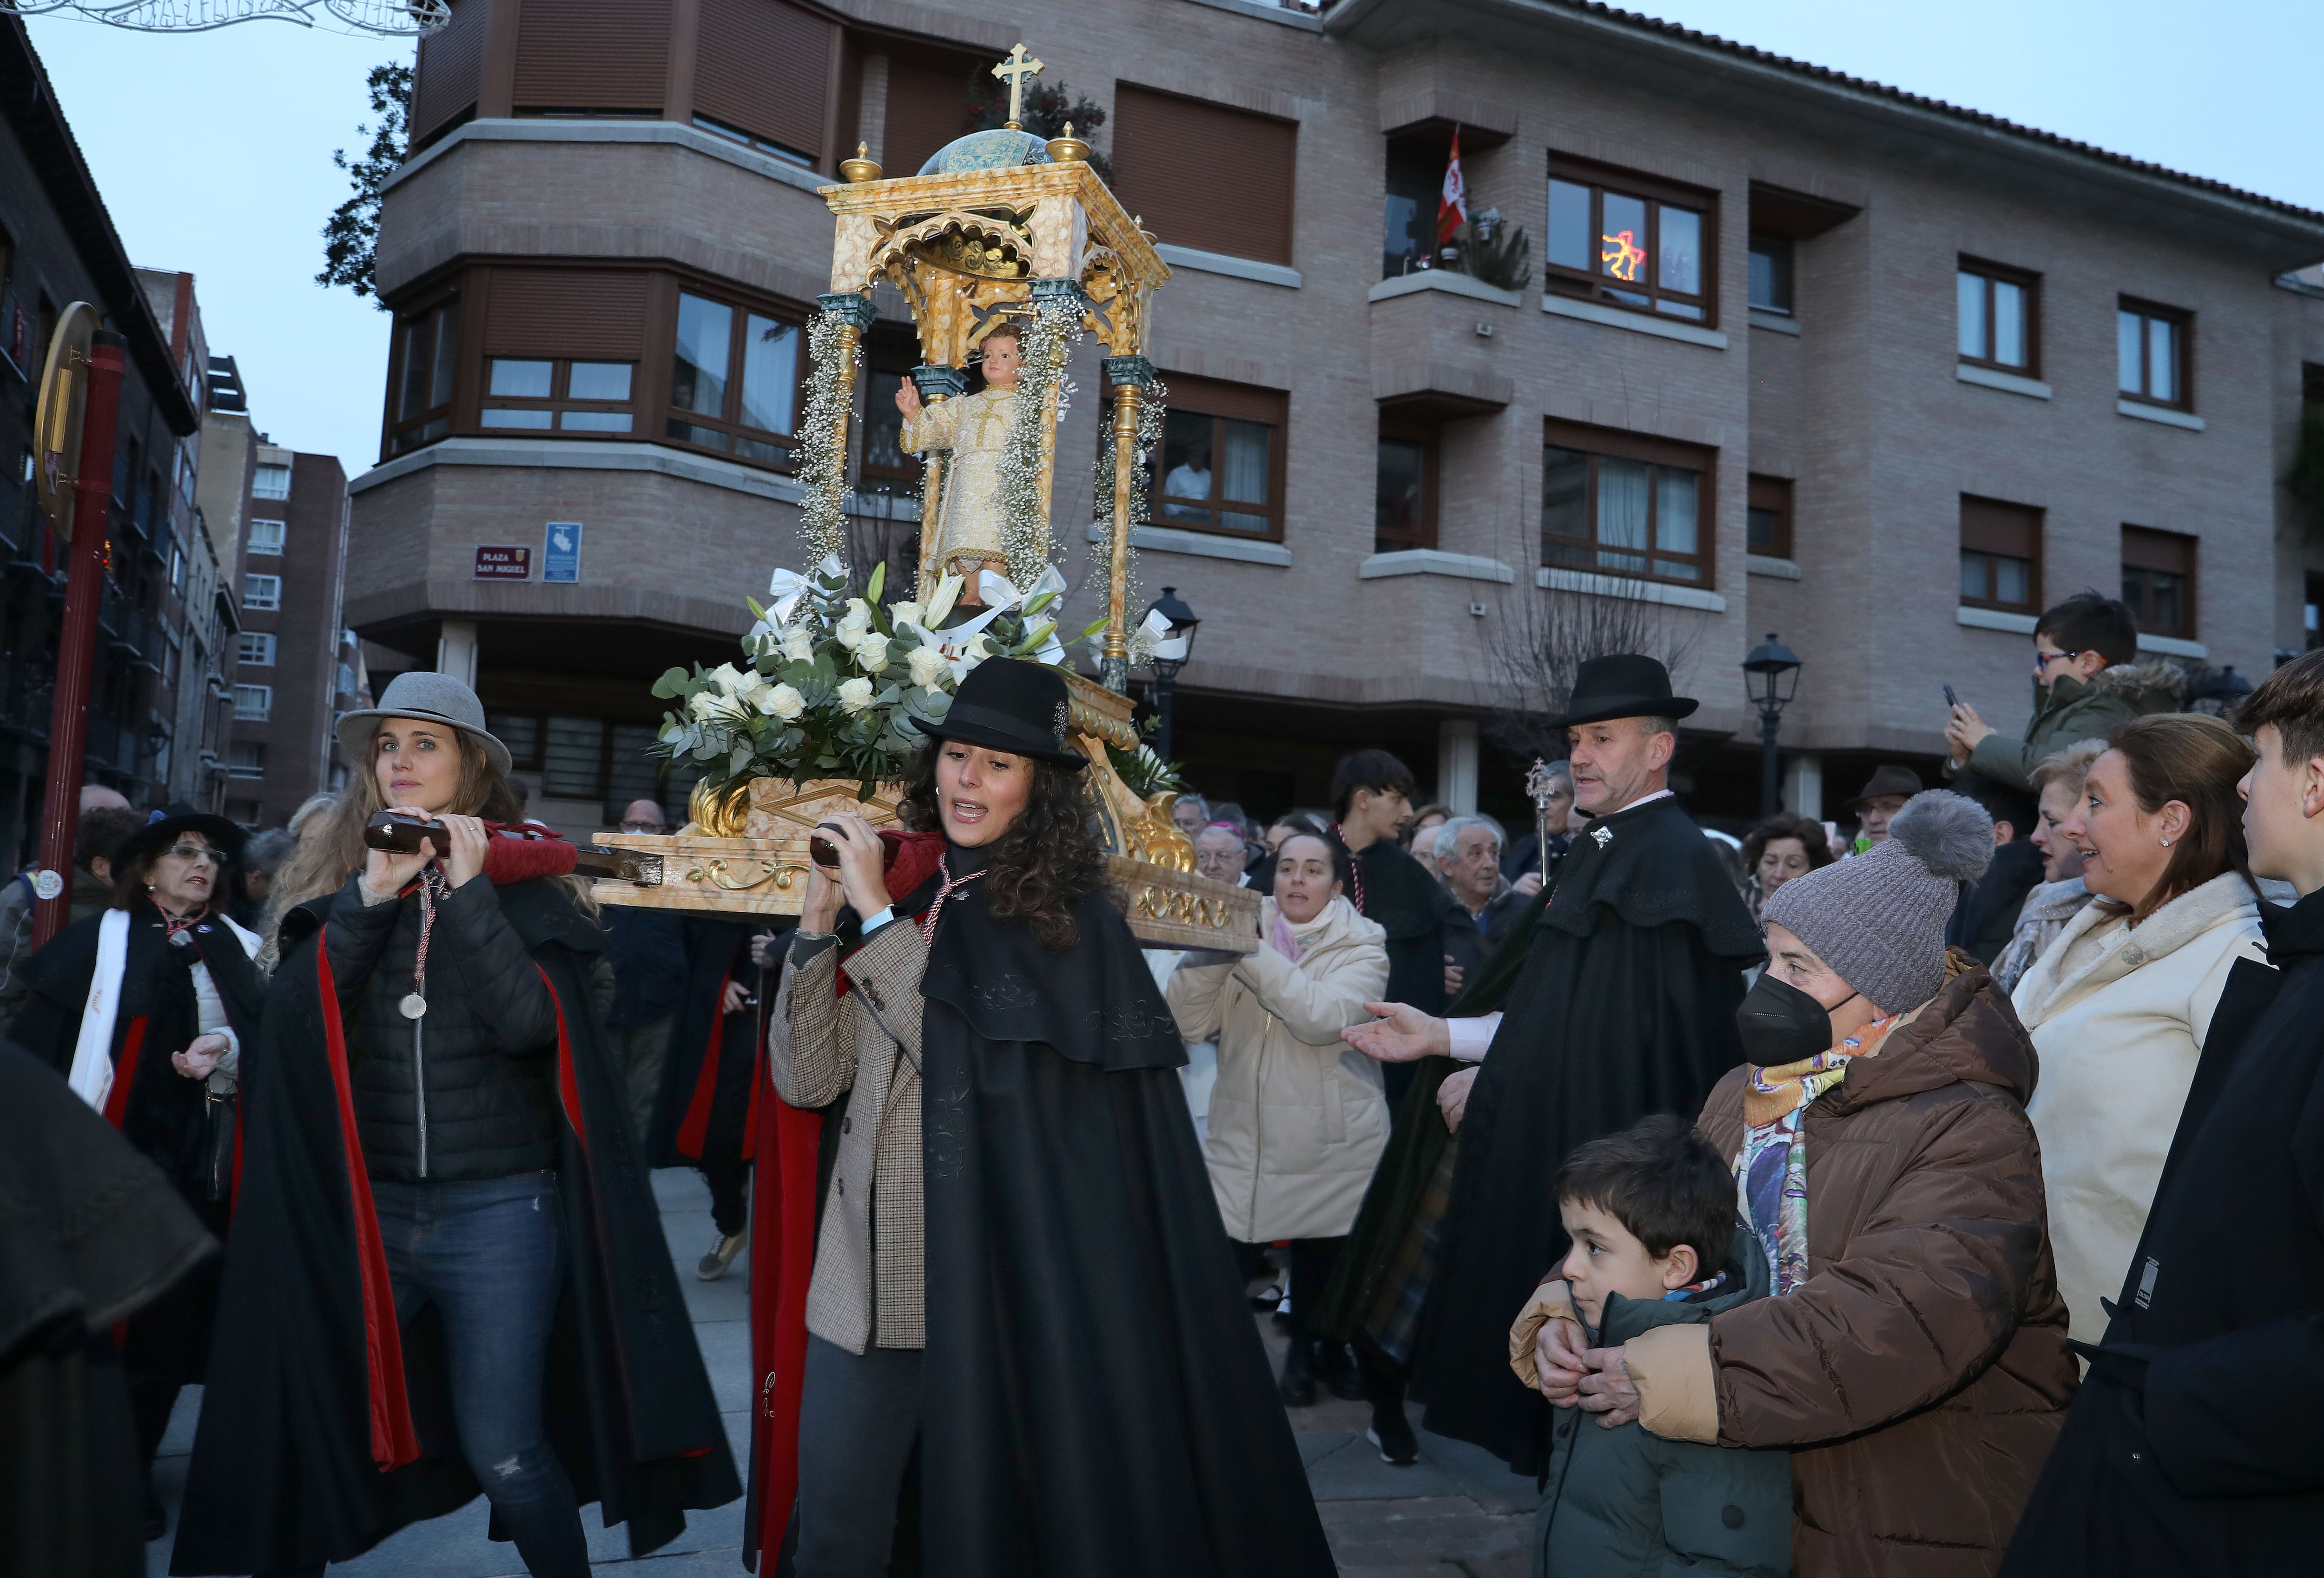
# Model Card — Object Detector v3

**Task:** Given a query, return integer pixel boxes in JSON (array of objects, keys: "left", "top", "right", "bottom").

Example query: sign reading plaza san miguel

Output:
[{"left": 473, "top": 544, "right": 531, "bottom": 580}]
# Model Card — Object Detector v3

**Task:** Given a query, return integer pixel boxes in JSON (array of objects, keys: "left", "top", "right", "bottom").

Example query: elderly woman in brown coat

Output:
[{"left": 1527, "top": 792, "right": 2076, "bottom": 1578}]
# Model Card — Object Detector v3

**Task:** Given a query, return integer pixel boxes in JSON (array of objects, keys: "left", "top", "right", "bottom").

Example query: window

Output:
[
  {"left": 1374, "top": 421, "right": 1436, "bottom": 552},
  {"left": 244, "top": 573, "right": 281, "bottom": 610},
  {"left": 2122, "top": 526, "right": 2196, "bottom": 638},
  {"left": 488, "top": 709, "right": 702, "bottom": 822},
  {"left": 247, "top": 518, "right": 286, "bottom": 555},
  {"left": 233, "top": 684, "right": 273, "bottom": 721},
  {"left": 228, "top": 742, "right": 265, "bottom": 779},
  {"left": 1383, "top": 136, "right": 1444, "bottom": 280},
  {"left": 1747, "top": 474, "right": 1794, "bottom": 560},
  {"left": 1747, "top": 235, "right": 1793, "bottom": 315},
  {"left": 239, "top": 631, "right": 277, "bottom": 665},
  {"left": 1545, "top": 158, "right": 1715, "bottom": 322},
  {"left": 665, "top": 292, "right": 803, "bottom": 466},
  {"left": 390, "top": 296, "right": 462, "bottom": 455},
  {"left": 482, "top": 357, "right": 638, "bottom": 432},
  {"left": 859, "top": 366, "right": 924, "bottom": 499},
  {"left": 1144, "top": 373, "right": 1286, "bottom": 539},
  {"left": 251, "top": 461, "right": 290, "bottom": 500},
  {"left": 1960, "top": 495, "right": 2042, "bottom": 614},
  {"left": 693, "top": 114, "right": 812, "bottom": 167},
  {"left": 1112, "top": 84, "right": 1298, "bottom": 266},
  {"left": 1541, "top": 420, "right": 1714, "bottom": 587},
  {"left": 2119, "top": 298, "right": 2192, "bottom": 409},
  {"left": 1958, "top": 259, "right": 2038, "bottom": 373}
]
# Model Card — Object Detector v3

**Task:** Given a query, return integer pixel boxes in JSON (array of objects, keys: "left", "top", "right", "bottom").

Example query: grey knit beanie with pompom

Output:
[{"left": 1762, "top": 789, "right": 1994, "bottom": 1013}]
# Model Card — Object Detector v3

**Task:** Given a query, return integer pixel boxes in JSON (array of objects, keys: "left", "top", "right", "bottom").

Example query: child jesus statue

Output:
[{"left": 895, "top": 319, "right": 1028, "bottom": 600}]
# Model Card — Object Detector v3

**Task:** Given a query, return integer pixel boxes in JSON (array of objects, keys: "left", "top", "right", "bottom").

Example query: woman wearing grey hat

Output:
[
  {"left": 1531, "top": 791, "right": 2075, "bottom": 1578},
  {"left": 173, "top": 672, "right": 738, "bottom": 1578}
]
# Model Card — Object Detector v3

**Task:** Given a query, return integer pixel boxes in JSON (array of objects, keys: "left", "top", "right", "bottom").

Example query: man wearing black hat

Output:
[
  {"left": 1845, "top": 763, "right": 1923, "bottom": 853},
  {"left": 1343, "top": 655, "right": 1763, "bottom": 1473}
]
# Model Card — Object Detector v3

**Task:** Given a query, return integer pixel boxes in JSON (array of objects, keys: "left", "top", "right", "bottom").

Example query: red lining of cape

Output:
[
  {"left": 101, "top": 1015, "right": 148, "bottom": 1130},
  {"left": 672, "top": 971, "right": 729, "bottom": 1160},
  {"left": 534, "top": 963, "right": 587, "bottom": 1153},
  {"left": 748, "top": 1089, "right": 821, "bottom": 1558}
]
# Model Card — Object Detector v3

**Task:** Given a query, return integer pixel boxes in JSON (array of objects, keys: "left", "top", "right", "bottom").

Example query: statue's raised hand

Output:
[{"left": 895, "top": 380, "right": 922, "bottom": 419}]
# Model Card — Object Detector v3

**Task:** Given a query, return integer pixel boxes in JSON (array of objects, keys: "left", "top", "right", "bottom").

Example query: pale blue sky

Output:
[{"left": 25, "top": 2, "right": 2324, "bottom": 481}]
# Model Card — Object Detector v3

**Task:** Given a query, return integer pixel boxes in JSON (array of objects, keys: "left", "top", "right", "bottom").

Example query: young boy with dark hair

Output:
[
  {"left": 1945, "top": 589, "right": 2181, "bottom": 791},
  {"left": 1512, "top": 1114, "right": 1790, "bottom": 1577}
]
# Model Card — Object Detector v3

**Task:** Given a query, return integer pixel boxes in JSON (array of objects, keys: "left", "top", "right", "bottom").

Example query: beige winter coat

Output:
[
  {"left": 2014, "top": 869, "right": 2268, "bottom": 1343},
  {"left": 1165, "top": 895, "right": 1390, "bottom": 1242}
]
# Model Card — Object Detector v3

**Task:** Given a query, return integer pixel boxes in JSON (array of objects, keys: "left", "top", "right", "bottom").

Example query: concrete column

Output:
[
  {"left": 436, "top": 619, "right": 479, "bottom": 690},
  {"left": 1784, "top": 752, "right": 1823, "bottom": 820},
  {"left": 858, "top": 53, "right": 890, "bottom": 164},
  {"left": 1437, "top": 716, "right": 1479, "bottom": 814}
]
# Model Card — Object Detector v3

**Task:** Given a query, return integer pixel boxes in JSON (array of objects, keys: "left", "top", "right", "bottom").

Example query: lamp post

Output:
[
  {"left": 1742, "top": 632, "right": 1802, "bottom": 819},
  {"left": 1142, "top": 585, "right": 1199, "bottom": 762}
]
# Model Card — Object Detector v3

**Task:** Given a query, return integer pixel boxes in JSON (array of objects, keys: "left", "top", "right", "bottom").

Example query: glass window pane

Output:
[
  {"left": 2118, "top": 310, "right": 2144, "bottom": 393},
  {"left": 481, "top": 407, "right": 554, "bottom": 429},
  {"left": 558, "top": 410, "right": 633, "bottom": 431},
  {"left": 2148, "top": 318, "right": 2176, "bottom": 402},
  {"left": 740, "top": 315, "right": 799, "bottom": 434},
  {"left": 1654, "top": 467, "right": 1698, "bottom": 555},
  {"left": 543, "top": 716, "right": 605, "bottom": 799},
  {"left": 1220, "top": 419, "right": 1270, "bottom": 505},
  {"left": 1748, "top": 505, "right": 1778, "bottom": 552},
  {"left": 606, "top": 724, "right": 664, "bottom": 815},
  {"left": 2122, "top": 567, "right": 2144, "bottom": 616},
  {"left": 398, "top": 318, "right": 429, "bottom": 420},
  {"left": 673, "top": 293, "right": 733, "bottom": 418},
  {"left": 1219, "top": 510, "right": 1271, "bottom": 535},
  {"left": 1995, "top": 555, "right": 2031, "bottom": 606},
  {"left": 429, "top": 302, "right": 460, "bottom": 410},
  {"left": 1596, "top": 458, "right": 1650, "bottom": 572},
  {"left": 666, "top": 418, "right": 729, "bottom": 451},
  {"left": 1993, "top": 280, "right": 2026, "bottom": 367},
  {"left": 734, "top": 434, "right": 791, "bottom": 465},
  {"left": 864, "top": 372, "right": 906, "bottom": 469},
  {"left": 2151, "top": 571, "right": 2182, "bottom": 633},
  {"left": 1654, "top": 300, "right": 1705, "bottom": 320},
  {"left": 489, "top": 359, "right": 554, "bottom": 398},
  {"left": 1542, "top": 445, "right": 1590, "bottom": 564},
  {"left": 1958, "top": 272, "right": 1987, "bottom": 359},
  {"left": 1748, "top": 235, "right": 1792, "bottom": 313},
  {"left": 1657, "top": 205, "right": 1701, "bottom": 295},
  {"left": 568, "top": 361, "right": 633, "bottom": 400},
  {"left": 1158, "top": 411, "right": 1215, "bottom": 522},
  {"left": 489, "top": 713, "right": 541, "bottom": 767},
  {"left": 1961, "top": 550, "right": 1988, "bottom": 600},
  {"left": 1601, "top": 192, "right": 1648, "bottom": 283},
  {"left": 1376, "top": 439, "right": 1425, "bottom": 538},
  {"left": 1548, "top": 179, "right": 1591, "bottom": 271}
]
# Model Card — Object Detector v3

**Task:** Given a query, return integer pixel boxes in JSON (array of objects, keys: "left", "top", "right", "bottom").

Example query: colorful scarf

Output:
[{"left": 1736, "top": 1014, "right": 1899, "bottom": 1296}]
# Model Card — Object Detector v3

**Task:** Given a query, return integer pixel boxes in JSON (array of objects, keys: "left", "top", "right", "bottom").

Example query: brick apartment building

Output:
[{"left": 349, "top": 0, "right": 2324, "bottom": 834}]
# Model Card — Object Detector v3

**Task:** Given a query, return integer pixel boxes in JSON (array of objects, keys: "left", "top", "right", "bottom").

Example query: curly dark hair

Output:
[
  {"left": 898, "top": 740, "right": 1108, "bottom": 950},
  {"left": 1740, "top": 811, "right": 1835, "bottom": 878}
]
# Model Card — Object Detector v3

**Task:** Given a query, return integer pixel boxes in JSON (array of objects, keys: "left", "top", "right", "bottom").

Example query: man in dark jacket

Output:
[
  {"left": 601, "top": 799, "right": 690, "bottom": 1146},
  {"left": 2003, "top": 651, "right": 2324, "bottom": 1577},
  {"left": 1947, "top": 782, "right": 2046, "bottom": 966},
  {"left": 1332, "top": 749, "right": 1460, "bottom": 1111}
]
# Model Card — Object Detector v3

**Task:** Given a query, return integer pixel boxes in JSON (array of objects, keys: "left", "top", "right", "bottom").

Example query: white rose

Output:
[
  {"left": 733, "top": 670, "right": 772, "bottom": 708},
  {"left": 836, "top": 677, "right": 875, "bottom": 714},
  {"left": 835, "top": 598, "right": 873, "bottom": 650},
  {"left": 781, "top": 627, "right": 816, "bottom": 663},
  {"left": 886, "top": 600, "right": 924, "bottom": 630},
  {"left": 687, "top": 691, "right": 716, "bottom": 721},
  {"left": 708, "top": 662, "right": 746, "bottom": 695},
  {"left": 855, "top": 632, "right": 890, "bottom": 673},
  {"left": 907, "top": 645, "right": 949, "bottom": 689},
  {"left": 764, "top": 683, "right": 805, "bottom": 720}
]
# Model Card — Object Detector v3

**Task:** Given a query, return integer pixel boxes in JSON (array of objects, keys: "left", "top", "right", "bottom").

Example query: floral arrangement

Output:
[{"left": 651, "top": 556, "right": 1066, "bottom": 791}]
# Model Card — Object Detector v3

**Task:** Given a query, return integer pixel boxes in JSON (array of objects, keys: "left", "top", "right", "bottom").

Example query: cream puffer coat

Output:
[
  {"left": 1165, "top": 895, "right": 1390, "bottom": 1242},
  {"left": 2014, "top": 869, "right": 2268, "bottom": 1343}
]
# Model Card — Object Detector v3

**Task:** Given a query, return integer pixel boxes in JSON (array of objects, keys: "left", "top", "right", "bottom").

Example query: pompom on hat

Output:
[{"left": 1762, "top": 789, "right": 1994, "bottom": 1013}]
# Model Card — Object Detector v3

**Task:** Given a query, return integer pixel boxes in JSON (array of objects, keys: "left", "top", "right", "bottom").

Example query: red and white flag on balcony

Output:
[{"left": 1437, "top": 127, "right": 1468, "bottom": 245}]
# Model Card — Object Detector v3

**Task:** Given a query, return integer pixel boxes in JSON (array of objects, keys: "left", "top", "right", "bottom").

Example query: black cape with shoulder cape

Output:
[
  {"left": 169, "top": 880, "right": 739, "bottom": 1574},
  {"left": 916, "top": 869, "right": 1336, "bottom": 1577},
  {"left": 1414, "top": 794, "right": 1763, "bottom": 1472}
]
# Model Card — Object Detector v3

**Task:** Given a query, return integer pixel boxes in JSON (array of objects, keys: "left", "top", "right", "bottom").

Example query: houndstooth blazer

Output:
[{"left": 767, "top": 921, "right": 928, "bottom": 1353}]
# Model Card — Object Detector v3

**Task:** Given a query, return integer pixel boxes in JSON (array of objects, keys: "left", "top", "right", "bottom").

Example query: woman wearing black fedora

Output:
[
  {"left": 170, "top": 671, "right": 737, "bottom": 1578},
  {"left": 9, "top": 803, "right": 266, "bottom": 1538},
  {"left": 755, "top": 656, "right": 1335, "bottom": 1578}
]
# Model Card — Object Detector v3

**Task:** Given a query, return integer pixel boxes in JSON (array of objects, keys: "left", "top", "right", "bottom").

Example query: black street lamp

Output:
[
  {"left": 1742, "top": 632, "right": 1802, "bottom": 819},
  {"left": 1142, "top": 586, "right": 1199, "bottom": 761}
]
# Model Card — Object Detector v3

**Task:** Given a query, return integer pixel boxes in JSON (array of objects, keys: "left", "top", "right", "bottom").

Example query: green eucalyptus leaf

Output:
[{"left": 650, "top": 666, "right": 692, "bottom": 698}]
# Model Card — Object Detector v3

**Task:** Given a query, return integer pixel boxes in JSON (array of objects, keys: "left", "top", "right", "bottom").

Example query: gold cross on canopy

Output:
[{"left": 993, "top": 43, "right": 1044, "bottom": 129}]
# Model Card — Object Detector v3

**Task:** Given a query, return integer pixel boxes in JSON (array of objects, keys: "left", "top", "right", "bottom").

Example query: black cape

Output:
[
  {"left": 651, "top": 916, "right": 764, "bottom": 1166},
  {"left": 1413, "top": 795, "right": 1762, "bottom": 1472},
  {"left": 1354, "top": 839, "right": 1458, "bottom": 1112},
  {"left": 169, "top": 880, "right": 740, "bottom": 1574},
  {"left": 915, "top": 868, "right": 1336, "bottom": 1577},
  {"left": 2002, "top": 888, "right": 2324, "bottom": 1577}
]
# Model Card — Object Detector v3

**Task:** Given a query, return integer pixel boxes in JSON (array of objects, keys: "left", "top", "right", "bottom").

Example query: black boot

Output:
[
  {"left": 1322, "top": 1340, "right": 1367, "bottom": 1402},
  {"left": 1367, "top": 1398, "right": 1419, "bottom": 1466},
  {"left": 1278, "top": 1336, "right": 1319, "bottom": 1406}
]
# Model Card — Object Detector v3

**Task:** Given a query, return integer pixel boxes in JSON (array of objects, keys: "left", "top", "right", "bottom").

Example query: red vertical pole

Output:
[{"left": 31, "top": 329, "right": 128, "bottom": 949}]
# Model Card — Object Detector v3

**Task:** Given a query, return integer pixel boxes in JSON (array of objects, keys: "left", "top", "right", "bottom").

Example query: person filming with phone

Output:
[{"left": 1942, "top": 591, "right": 2179, "bottom": 792}]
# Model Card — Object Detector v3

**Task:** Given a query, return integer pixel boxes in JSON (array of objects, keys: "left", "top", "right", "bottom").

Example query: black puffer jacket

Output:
[{"left": 326, "top": 873, "right": 561, "bottom": 1182}]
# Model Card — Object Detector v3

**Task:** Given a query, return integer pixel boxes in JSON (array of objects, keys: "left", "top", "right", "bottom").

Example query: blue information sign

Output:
[{"left": 543, "top": 521, "right": 582, "bottom": 584}]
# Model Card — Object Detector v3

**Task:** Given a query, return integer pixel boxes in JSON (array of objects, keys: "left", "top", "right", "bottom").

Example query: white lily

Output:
[{"left": 925, "top": 573, "right": 964, "bottom": 626}]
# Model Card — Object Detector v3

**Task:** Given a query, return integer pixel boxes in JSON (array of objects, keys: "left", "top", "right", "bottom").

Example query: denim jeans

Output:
[{"left": 371, "top": 1171, "right": 588, "bottom": 1578}]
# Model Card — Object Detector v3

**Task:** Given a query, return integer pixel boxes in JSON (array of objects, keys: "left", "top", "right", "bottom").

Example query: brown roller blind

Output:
[
  {"left": 412, "top": 0, "right": 487, "bottom": 144},
  {"left": 1543, "top": 417, "right": 1714, "bottom": 471},
  {"left": 695, "top": 0, "right": 832, "bottom": 159},
  {"left": 2122, "top": 524, "right": 2193, "bottom": 574},
  {"left": 1112, "top": 84, "right": 1296, "bottom": 265},
  {"left": 1159, "top": 371, "right": 1286, "bottom": 426},
  {"left": 1960, "top": 495, "right": 2040, "bottom": 557},
  {"left": 883, "top": 48, "right": 980, "bottom": 178},
  {"left": 513, "top": 0, "right": 671, "bottom": 110},
  {"left": 482, "top": 269, "right": 651, "bottom": 359}
]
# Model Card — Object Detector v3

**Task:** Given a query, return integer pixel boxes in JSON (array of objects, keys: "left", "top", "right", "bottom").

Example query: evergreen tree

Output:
[{"left": 318, "top": 62, "right": 414, "bottom": 306}]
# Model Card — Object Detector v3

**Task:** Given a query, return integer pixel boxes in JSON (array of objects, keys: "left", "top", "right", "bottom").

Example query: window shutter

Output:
[
  {"left": 482, "top": 270, "right": 651, "bottom": 360},
  {"left": 412, "top": 0, "right": 487, "bottom": 144},
  {"left": 513, "top": 0, "right": 671, "bottom": 111},
  {"left": 883, "top": 50, "right": 979, "bottom": 178},
  {"left": 695, "top": 0, "right": 832, "bottom": 159},
  {"left": 1112, "top": 85, "right": 1296, "bottom": 265},
  {"left": 2121, "top": 525, "right": 2193, "bottom": 575},
  {"left": 1541, "top": 418, "right": 1713, "bottom": 472},
  {"left": 1158, "top": 371, "right": 1286, "bottom": 427},
  {"left": 1960, "top": 495, "right": 2041, "bottom": 559}
]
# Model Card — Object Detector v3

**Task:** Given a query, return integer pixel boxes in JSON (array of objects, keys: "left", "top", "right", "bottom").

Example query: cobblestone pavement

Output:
[{"left": 148, "top": 1170, "right": 1534, "bottom": 1575}]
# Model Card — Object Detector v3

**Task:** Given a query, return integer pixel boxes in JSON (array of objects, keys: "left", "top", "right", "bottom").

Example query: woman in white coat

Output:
[
  {"left": 1168, "top": 829, "right": 1389, "bottom": 1408},
  {"left": 2015, "top": 713, "right": 2268, "bottom": 1343}
]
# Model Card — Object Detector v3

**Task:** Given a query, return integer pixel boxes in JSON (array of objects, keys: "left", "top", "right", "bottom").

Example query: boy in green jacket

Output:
[
  {"left": 1512, "top": 1115, "right": 1790, "bottom": 1577},
  {"left": 1944, "top": 590, "right": 2180, "bottom": 792}
]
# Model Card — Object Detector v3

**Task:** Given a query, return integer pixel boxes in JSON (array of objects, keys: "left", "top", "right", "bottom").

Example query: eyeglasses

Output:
[
  {"left": 2034, "top": 649, "right": 2085, "bottom": 678},
  {"left": 618, "top": 820, "right": 665, "bottom": 834},
  {"left": 161, "top": 845, "right": 222, "bottom": 865}
]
